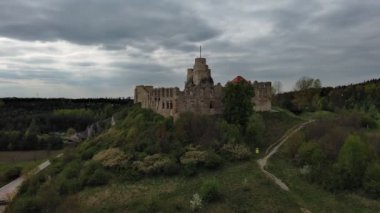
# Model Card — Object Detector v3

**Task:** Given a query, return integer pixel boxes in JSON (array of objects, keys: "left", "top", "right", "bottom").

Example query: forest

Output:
[
  {"left": 274, "top": 78, "right": 380, "bottom": 115},
  {"left": 0, "top": 98, "right": 133, "bottom": 151}
]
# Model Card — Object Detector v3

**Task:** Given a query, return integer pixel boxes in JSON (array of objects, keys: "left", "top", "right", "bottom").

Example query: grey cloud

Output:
[
  {"left": 0, "top": 0, "right": 220, "bottom": 51},
  {"left": 1, "top": 0, "right": 380, "bottom": 97}
]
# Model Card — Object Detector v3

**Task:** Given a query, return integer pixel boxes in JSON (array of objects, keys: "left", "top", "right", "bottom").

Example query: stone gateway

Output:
[{"left": 134, "top": 56, "right": 271, "bottom": 119}]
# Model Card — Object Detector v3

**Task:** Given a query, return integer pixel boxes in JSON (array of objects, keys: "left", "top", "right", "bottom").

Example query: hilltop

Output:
[{"left": 4, "top": 78, "right": 380, "bottom": 212}]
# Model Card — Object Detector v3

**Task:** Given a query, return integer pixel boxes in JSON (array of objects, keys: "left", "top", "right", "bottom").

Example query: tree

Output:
[
  {"left": 336, "top": 134, "right": 370, "bottom": 189},
  {"left": 294, "top": 76, "right": 321, "bottom": 91},
  {"left": 222, "top": 81, "right": 254, "bottom": 128},
  {"left": 293, "top": 77, "right": 322, "bottom": 111},
  {"left": 0, "top": 100, "right": 4, "bottom": 108},
  {"left": 22, "top": 119, "right": 40, "bottom": 150}
]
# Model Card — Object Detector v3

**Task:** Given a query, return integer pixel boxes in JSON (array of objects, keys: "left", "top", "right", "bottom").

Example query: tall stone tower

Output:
[{"left": 186, "top": 57, "right": 214, "bottom": 88}]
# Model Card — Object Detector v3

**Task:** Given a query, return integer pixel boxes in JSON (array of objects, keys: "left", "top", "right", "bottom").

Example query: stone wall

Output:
[
  {"left": 176, "top": 83, "right": 223, "bottom": 116},
  {"left": 134, "top": 57, "right": 272, "bottom": 118},
  {"left": 253, "top": 81, "right": 272, "bottom": 111}
]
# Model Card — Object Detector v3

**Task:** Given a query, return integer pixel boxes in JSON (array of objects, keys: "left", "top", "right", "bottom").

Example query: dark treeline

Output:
[
  {"left": 0, "top": 97, "right": 133, "bottom": 151},
  {"left": 1, "top": 97, "right": 132, "bottom": 111},
  {"left": 275, "top": 78, "right": 380, "bottom": 114}
]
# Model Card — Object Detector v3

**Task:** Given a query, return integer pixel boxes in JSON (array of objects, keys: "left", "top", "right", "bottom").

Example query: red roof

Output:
[{"left": 231, "top": 76, "right": 248, "bottom": 84}]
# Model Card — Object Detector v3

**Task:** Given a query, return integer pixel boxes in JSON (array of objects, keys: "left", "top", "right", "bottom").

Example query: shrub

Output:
[
  {"left": 204, "top": 152, "right": 223, "bottom": 169},
  {"left": 363, "top": 162, "right": 380, "bottom": 198},
  {"left": 283, "top": 131, "right": 305, "bottom": 159},
  {"left": 220, "top": 143, "right": 251, "bottom": 161},
  {"left": 189, "top": 193, "right": 203, "bottom": 211},
  {"left": 48, "top": 159, "right": 64, "bottom": 175},
  {"left": 133, "top": 154, "right": 173, "bottom": 175},
  {"left": 62, "top": 161, "right": 81, "bottom": 179},
  {"left": 10, "top": 196, "right": 42, "bottom": 213},
  {"left": 297, "top": 141, "right": 325, "bottom": 167},
  {"left": 4, "top": 166, "right": 22, "bottom": 181},
  {"left": 58, "top": 178, "right": 82, "bottom": 195},
  {"left": 81, "top": 146, "right": 97, "bottom": 160},
  {"left": 19, "top": 174, "right": 46, "bottom": 195},
  {"left": 182, "top": 162, "right": 197, "bottom": 177},
  {"left": 200, "top": 178, "right": 222, "bottom": 203},
  {"left": 180, "top": 150, "right": 208, "bottom": 165},
  {"left": 36, "top": 184, "right": 61, "bottom": 211},
  {"left": 162, "top": 159, "right": 180, "bottom": 176},
  {"left": 66, "top": 127, "right": 76, "bottom": 136},
  {"left": 86, "top": 168, "right": 110, "bottom": 186},
  {"left": 92, "top": 148, "right": 128, "bottom": 168},
  {"left": 361, "top": 115, "right": 378, "bottom": 129}
]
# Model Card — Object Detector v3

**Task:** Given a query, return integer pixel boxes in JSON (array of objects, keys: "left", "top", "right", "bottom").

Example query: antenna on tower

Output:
[{"left": 199, "top": 45, "right": 202, "bottom": 58}]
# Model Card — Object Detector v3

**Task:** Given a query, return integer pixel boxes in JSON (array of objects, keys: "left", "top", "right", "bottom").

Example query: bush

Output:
[
  {"left": 182, "top": 162, "right": 197, "bottom": 177},
  {"left": 18, "top": 174, "right": 46, "bottom": 195},
  {"left": 220, "top": 143, "right": 251, "bottom": 161},
  {"left": 4, "top": 166, "right": 22, "bottom": 181},
  {"left": 204, "top": 152, "right": 223, "bottom": 169},
  {"left": 283, "top": 131, "right": 305, "bottom": 159},
  {"left": 162, "top": 160, "right": 180, "bottom": 176},
  {"left": 200, "top": 179, "right": 222, "bottom": 203},
  {"left": 48, "top": 159, "right": 64, "bottom": 175},
  {"left": 133, "top": 154, "right": 173, "bottom": 175},
  {"left": 62, "top": 161, "right": 81, "bottom": 179},
  {"left": 297, "top": 141, "right": 325, "bottom": 166},
  {"left": 86, "top": 168, "right": 110, "bottom": 186},
  {"left": 10, "top": 196, "right": 42, "bottom": 213},
  {"left": 180, "top": 150, "right": 208, "bottom": 165},
  {"left": 92, "top": 148, "right": 128, "bottom": 168},
  {"left": 363, "top": 162, "right": 380, "bottom": 198},
  {"left": 361, "top": 115, "right": 378, "bottom": 129},
  {"left": 58, "top": 178, "right": 82, "bottom": 195},
  {"left": 81, "top": 146, "right": 97, "bottom": 160}
]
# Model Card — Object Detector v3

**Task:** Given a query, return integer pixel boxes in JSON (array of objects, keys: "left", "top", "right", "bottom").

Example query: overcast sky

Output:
[{"left": 0, "top": 0, "right": 379, "bottom": 98}]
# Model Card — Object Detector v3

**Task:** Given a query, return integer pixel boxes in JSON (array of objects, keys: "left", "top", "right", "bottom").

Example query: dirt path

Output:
[{"left": 257, "top": 120, "right": 314, "bottom": 191}]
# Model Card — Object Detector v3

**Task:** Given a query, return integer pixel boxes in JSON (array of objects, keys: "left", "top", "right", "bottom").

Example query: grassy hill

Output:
[{"left": 7, "top": 107, "right": 380, "bottom": 212}]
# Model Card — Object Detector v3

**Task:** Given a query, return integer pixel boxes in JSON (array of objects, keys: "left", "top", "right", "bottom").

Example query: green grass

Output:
[
  {"left": 266, "top": 151, "right": 380, "bottom": 213},
  {"left": 261, "top": 111, "right": 304, "bottom": 150},
  {"left": 57, "top": 153, "right": 380, "bottom": 213},
  {"left": 60, "top": 160, "right": 301, "bottom": 213},
  {"left": 0, "top": 150, "right": 62, "bottom": 163},
  {"left": 300, "top": 110, "right": 337, "bottom": 120}
]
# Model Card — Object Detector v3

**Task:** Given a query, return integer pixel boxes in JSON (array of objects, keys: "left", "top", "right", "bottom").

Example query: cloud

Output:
[
  {"left": 0, "top": 0, "right": 379, "bottom": 97},
  {"left": 0, "top": 0, "right": 220, "bottom": 50}
]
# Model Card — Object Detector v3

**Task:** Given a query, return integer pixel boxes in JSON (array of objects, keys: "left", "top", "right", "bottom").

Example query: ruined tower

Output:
[
  {"left": 186, "top": 57, "right": 214, "bottom": 87},
  {"left": 134, "top": 53, "right": 272, "bottom": 119}
]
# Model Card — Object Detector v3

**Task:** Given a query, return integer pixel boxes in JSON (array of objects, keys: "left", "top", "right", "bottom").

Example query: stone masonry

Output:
[{"left": 134, "top": 57, "right": 271, "bottom": 119}]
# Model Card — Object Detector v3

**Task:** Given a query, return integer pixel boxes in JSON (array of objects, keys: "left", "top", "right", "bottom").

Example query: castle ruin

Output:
[{"left": 134, "top": 56, "right": 271, "bottom": 119}]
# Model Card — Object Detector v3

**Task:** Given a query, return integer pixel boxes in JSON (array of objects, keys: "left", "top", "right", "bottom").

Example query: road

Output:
[
  {"left": 0, "top": 154, "right": 61, "bottom": 213},
  {"left": 257, "top": 120, "right": 314, "bottom": 191}
]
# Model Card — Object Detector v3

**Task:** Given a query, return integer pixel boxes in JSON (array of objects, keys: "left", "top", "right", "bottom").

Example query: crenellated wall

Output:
[{"left": 134, "top": 57, "right": 272, "bottom": 118}]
